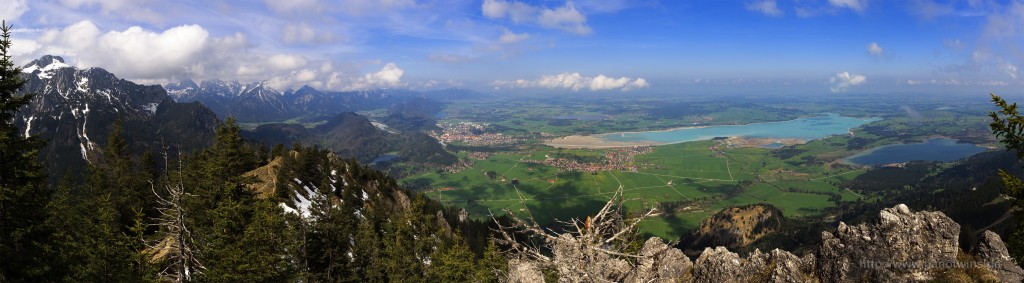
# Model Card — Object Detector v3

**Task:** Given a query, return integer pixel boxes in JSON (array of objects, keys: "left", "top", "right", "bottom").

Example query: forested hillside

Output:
[{"left": 0, "top": 28, "right": 505, "bottom": 282}]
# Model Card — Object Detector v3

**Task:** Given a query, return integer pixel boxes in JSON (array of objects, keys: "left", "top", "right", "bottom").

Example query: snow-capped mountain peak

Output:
[{"left": 22, "top": 55, "right": 71, "bottom": 79}]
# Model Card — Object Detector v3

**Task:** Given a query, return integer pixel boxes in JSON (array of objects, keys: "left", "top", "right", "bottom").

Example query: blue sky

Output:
[{"left": 3, "top": 0, "right": 1023, "bottom": 95}]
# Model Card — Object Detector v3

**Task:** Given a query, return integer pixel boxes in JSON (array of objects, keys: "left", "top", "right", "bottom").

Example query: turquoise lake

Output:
[
  {"left": 845, "top": 138, "right": 988, "bottom": 166},
  {"left": 599, "top": 113, "right": 878, "bottom": 144}
]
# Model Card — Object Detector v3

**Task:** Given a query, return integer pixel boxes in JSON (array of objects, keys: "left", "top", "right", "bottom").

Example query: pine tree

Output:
[
  {"left": 474, "top": 240, "right": 507, "bottom": 282},
  {"left": 304, "top": 175, "right": 352, "bottom": 282},
  {"left": 0, "top": 20, "right": 55, "bottom": 281},
  {"left": 988, "top": 94, "right": 1024, "bottom": 263},
  {"left": 427, "top": 232, "right": 475, "bottom": 282}
]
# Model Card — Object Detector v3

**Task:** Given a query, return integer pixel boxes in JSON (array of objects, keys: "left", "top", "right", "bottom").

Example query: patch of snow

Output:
[
  {"left": 294, "top": 192, "right": 311, "bottom": 218},
  {"left": 37, "top": 60, "right": 70, "bottom": 79},
  {"left": 279, "top": 203, "right": 298, "bottom": 215},
  {"left": 291, "top": 183, "right": 319, "bottom": 218},
  {"left": 24, "top": 116, "right": 34, "bottom": 138},
  {"left": 362, "top": 190, "right": 369, "bottom": 200},
  {"left": 80, "top": 143, "right": 88, "bottom": 160},
  {"left": 97, "top": 89, "right": 112, "bottom": 103},
  {"left": 143, "top": 102, "right": 159, "bottom": 114},
  {"left": 293, "top": 178, "right": 302, "bottom": 185},
  {"left": 331, "top": 169, "right": 337, "bottom": 176},
  {"left": 21, "top": 64, "right": 38, "bottom": 73},
  {"left": 76, "top": 77, "right": 89, "bottom": 93}
]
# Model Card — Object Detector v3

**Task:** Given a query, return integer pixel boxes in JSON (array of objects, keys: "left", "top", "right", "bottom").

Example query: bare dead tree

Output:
[
  {"left": 149, "top": 155, "right": 205, "bottom": 282},
  {"left": 492, "top": 186, "right": 661, "bottom": 282}
]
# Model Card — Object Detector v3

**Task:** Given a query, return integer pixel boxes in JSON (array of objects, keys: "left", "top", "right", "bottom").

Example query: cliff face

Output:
[{"left": 507, "top": 204, "right": 1024, "bottom": 282}]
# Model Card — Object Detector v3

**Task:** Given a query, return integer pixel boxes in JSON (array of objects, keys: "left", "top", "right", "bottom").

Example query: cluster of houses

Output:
[{"left": 432, "top": 122, "right": 530, "bottom": 145}]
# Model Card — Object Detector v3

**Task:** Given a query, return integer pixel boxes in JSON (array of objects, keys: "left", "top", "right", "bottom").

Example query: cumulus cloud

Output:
[
  {"left": 0, "top": 0, "right": 29, "bottom": 21},
  {"left": 266, "top": 54, "right": 308, "bottom": 71},
  {"left": 829, "top": 71, "right": 867, "bottom": 92},
  {"left": 341, "top": 63, "right": 406, "bottom": 91},
  {"left": 867, "top": 42, "right": 884, "bottom": 56},
  {"left": 18, "top": 21, "right": 408, "bottom": 92},
  {"left": 746, "top": 0, "right": 783, "bottom": 17},
  {"left": 828, "top": 0, "right": 868, "bottom": 12},
  {"left": 31, "top": 20, "right": 215, "bottom": 80},
  {"left": 483, "top": 0, "right": 592, "bottom": 35},
  {"left": 498, "top": 28, "right": 530, "bottom": 44},
  {"left": 493, "top": 72, "right": 649, "bottom": 91}
]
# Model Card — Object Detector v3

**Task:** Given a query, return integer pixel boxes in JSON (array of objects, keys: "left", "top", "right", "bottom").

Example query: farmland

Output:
[{"left": 404, "top": 139, "right": 867, "bottom": 239}]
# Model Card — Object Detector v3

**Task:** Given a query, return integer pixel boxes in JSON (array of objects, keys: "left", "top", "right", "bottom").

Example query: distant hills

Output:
[{"left": 244, "top": 112, "right": 457, "bottom": 165}]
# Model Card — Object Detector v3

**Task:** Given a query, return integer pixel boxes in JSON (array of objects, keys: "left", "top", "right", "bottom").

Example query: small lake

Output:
[
  {"left": 371, "top": 154, "right": 400, "bottom": 164},
  {"left": 844, "top": 138, "right": 987, "bottom": 166},
  {"left": 599, "top": 113, "right": 877, "bottom": 144}
]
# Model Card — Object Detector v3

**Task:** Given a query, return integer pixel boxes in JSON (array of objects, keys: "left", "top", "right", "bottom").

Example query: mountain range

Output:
[
  {"left": 14, "top": 55, "right": 468, "bottom": 178},
  {"left": 166, "top": 79, "right": 486, "bottom": 123},
  {"left": 14, "top": 55, "right": 219, "bottom": 178}
]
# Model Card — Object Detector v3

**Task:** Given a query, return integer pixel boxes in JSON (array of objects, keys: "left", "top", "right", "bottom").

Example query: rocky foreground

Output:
[{"left": 507, "top": 204, "right": 1024, "bottom": 282}]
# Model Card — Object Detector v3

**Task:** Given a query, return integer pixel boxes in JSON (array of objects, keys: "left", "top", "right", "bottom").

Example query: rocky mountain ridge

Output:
[
  {"left": 508, "top": 204, "right": 1024, "bottom": 282},
  {"left": 15, "top": 55, "right": 219, "bottom": 178}
]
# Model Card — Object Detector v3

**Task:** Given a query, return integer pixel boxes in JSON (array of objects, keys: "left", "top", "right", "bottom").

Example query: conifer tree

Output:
[
  {"left": 0, "top": 20, "right": 55, "bottom": 281},
  {"left": 988, "top": 94, "right": 1024, "bottom": 262}
]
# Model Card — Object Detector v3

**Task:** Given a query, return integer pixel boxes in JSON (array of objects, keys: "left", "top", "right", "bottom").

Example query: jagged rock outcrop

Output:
[
  {"left": 691, "top": 247, "right": 815, "bottom": 283},
  {"left": 627, "top": 237, "right": 693, "bottom": 282},
  {"left": 976, "top": 230, "right": 1024, "bottom": 282},
  {"left": 817, "top": 203, "right": 960, "bottom": 282},
  {"left": 506, "top": 204, "right": 1022, "bottom": 282}
]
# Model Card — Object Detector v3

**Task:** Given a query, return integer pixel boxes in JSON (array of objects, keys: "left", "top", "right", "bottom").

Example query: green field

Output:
[{"left": 404, "top": 139, "right": 869, "bottom": 239}]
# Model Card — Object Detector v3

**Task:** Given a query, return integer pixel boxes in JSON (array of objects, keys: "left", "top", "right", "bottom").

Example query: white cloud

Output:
[
  {"left": 1004, "top": 63, "right": 1019, "bottom": 79},
  {"left": 493, "top": 72, "right": 649, "bottom": 91},
  {"left": 828, "top": 0, "right": 868, "bottom": 12},
  {"left": 499, "top": 28, "right": 530, "bottom": 44},
  {"left": 338, "top": 63, "right": 405, "bottom": 91},
  {"left": 746, "top": 0, "right": 783, "bottom": 17},
  {"left": 29, "top": 21, "right": 217, "bottom": 80},
  {"left": 829, "top": 71, "right": 867, "bottom": 92},
  {"left": 867, "top": 42, "right": 884, "bottom": 56},
  {"left": 18, "top": 21, "right": 405, "bottom": 92},
  {"left": 267, "top": 54, "right": 308, "bottom": 71},
  {"left": 483, "top": 0, "right": 592, "bottom": 35},
  {"left": 0, "top": 0, "right": 29, "bottom": 21}
]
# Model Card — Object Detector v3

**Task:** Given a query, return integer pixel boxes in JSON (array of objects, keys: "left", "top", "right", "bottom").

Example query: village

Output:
[
  {"left": 431, "top": 122, "right": 534, "bottom": 146},
  {"left": 526, "top": 146, "right": 655, "bottom": 173}
]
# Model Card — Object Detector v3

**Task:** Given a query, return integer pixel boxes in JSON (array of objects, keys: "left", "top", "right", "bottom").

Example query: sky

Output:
[{"left": 3, "top": 0, "right": 1024, "bottom": 95}]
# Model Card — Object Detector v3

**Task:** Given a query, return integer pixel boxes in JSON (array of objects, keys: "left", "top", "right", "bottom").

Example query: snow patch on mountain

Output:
[
  {"left": 24, "top": 116, "right": 34, "bottom": 138},
  {"left": 144, "top": 102, "right": 159, "bottom": 114},
  {"left": 36, "top": 60, "right": 70, "bottom": 79}
]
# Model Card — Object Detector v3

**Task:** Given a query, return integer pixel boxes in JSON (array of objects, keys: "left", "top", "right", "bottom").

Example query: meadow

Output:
[{"left": 404, "top": 139, "right": 867, "bottom": 239}]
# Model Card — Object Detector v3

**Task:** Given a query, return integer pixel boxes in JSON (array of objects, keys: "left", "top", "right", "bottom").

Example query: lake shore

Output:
[{"left": 545, "top": 135, "right": 666, "bottom": 148}]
